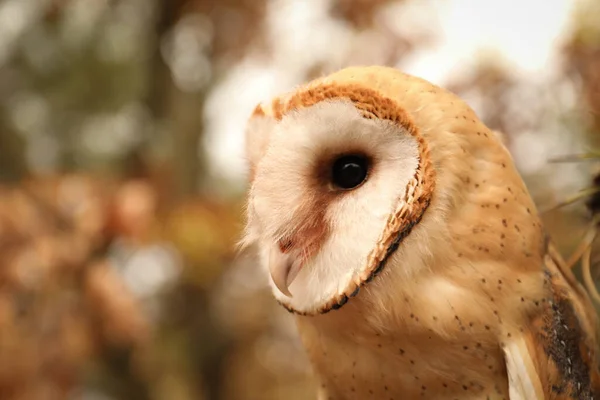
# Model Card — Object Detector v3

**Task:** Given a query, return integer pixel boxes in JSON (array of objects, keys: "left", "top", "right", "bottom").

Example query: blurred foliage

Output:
[
  {"left": 0, "top": 174, "right": 150, "bottom": 399},
  {"left": 0, "top": 0, "right": 599, "bottom": 399}
]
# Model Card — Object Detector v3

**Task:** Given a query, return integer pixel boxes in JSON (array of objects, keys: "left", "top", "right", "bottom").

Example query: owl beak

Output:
[{"left": 269, "top": 246, "right": 303, "bottom": 297}]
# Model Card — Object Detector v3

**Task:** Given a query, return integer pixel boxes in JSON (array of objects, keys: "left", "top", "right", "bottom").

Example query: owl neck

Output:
[
  {"left": 292, "top": 283, "right": 511, "bottom": 399},
  {"left": 290, "top": 254, "right": 566, "bottom": 400}
]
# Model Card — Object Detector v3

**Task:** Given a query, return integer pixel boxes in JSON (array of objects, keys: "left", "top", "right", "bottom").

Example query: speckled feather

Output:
[{"left": 242, "top": 66, "right": 600, "bottom": 399}]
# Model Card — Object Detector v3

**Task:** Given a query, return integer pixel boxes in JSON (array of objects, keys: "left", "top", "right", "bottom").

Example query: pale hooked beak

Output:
[{"left": 269, "top": 246, "right": 303, "bottom": 297}]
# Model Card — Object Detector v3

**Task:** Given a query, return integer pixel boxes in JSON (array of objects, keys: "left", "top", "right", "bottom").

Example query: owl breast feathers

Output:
[{"left": 241, "top": 66, "right": 600, "bottom": 399}]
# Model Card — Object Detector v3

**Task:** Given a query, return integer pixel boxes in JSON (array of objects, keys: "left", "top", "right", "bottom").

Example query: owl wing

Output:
[{"left": 503, "top": 240, "right": 600, "bottom": 399}]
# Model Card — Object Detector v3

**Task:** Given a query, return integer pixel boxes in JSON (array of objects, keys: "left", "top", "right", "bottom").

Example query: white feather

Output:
[
  {"left": 503, "top": 335, "right": 544, "bottom": 400},
  {"left": 247, "top": 99, "right": 420, "bottom": 313}
]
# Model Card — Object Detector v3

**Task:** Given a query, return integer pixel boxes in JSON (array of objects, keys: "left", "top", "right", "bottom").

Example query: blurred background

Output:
[{"left": 0, "top": 0, "right": 598, "bottom": 399}]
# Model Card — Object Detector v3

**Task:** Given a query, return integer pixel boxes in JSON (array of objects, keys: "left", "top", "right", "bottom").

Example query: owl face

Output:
[{"left": 242, "top": 85, "right": 434, "bottom": 315}]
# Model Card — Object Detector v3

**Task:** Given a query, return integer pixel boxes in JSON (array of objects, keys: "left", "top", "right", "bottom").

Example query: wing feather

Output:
[
  {"left": 504, "top": 241, "right": 600, "bottom": 399},
  {"left": 503, "top": 334, "right": 544, "bottom": 400}
]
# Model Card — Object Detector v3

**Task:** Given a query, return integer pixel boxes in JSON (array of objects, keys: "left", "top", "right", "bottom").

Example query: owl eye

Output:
[{"left": 331, "top": 154, "right": 369, "bottom": 190}]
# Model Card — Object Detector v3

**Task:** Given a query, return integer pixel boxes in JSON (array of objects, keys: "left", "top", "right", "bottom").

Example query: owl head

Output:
[{"left": 241, "top": 66, "right": 532, "bottom": 316}]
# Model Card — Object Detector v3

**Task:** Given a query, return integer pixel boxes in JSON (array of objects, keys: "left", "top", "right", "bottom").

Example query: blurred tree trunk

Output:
[
  {"left": 169, "top": 90, "right": 207, "bottom": 200},
  {"left": 145, "top": 0, "right": 179, "bottom": 121},
  {"left": 0, "top": 117, "right": 28, "bottom": 182},
  {"left": 142, "top": 2, "right": 226, "bottom": 399},
  {"left": 145, "top": 0, "right": 205, "bottom": 201}
]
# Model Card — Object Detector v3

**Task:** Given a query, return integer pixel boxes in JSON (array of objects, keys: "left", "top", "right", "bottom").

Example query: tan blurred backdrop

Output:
[{"left": 0, "top": 0, "right": 598, "bottom": 399}]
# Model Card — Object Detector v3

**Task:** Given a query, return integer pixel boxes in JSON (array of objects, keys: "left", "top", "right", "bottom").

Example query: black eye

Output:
[{"left": 331, "top": 154, "right": 369, "bottom": 190}]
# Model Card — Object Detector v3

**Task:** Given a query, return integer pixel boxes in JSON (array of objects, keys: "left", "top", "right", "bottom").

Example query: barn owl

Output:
[{"left": 241, "top": 66, "right": 600, "bottom": 399}]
